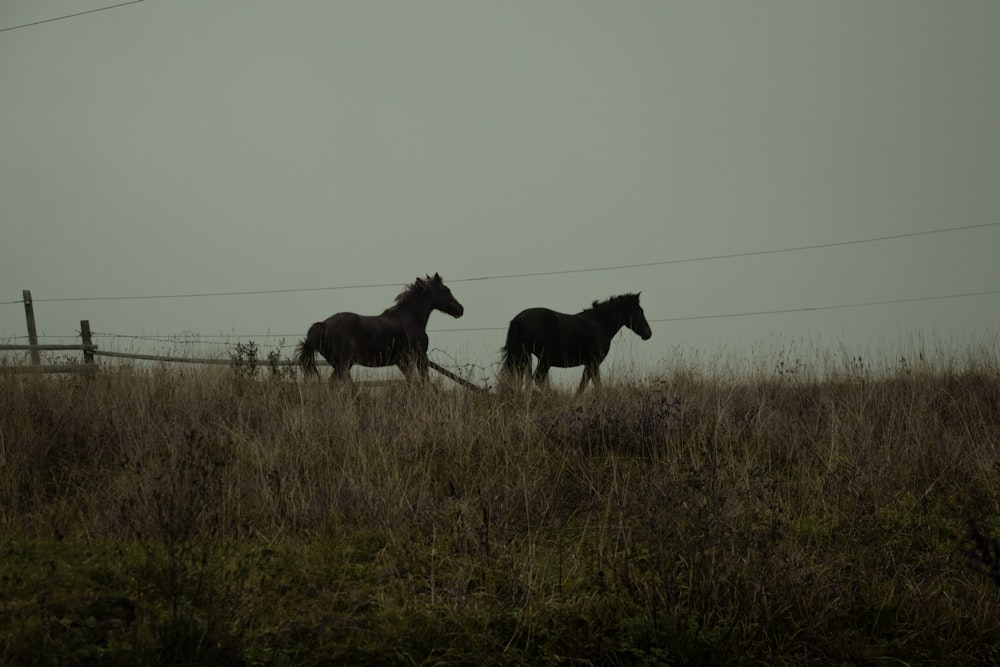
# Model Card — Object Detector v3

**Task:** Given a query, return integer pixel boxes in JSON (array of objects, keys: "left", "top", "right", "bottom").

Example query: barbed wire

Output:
[{"left": 88, "top": 332, "right": 238, "bottom": 346}]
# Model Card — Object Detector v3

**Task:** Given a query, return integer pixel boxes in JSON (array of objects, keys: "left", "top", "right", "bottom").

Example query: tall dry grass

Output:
[{"left": 1, "top": 350, "right": 999, "bottom": 664}]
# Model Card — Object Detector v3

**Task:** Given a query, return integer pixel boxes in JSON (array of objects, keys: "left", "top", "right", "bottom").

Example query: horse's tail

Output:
[{"left": 296, "top": 321, "right": 325, "bottom": 377}]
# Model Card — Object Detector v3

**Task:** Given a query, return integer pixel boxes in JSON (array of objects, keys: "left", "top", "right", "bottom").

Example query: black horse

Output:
[
  {"left": 296, "top": 273, "right": 464, "bottom": 383},
  {"left": 500, "top": 293, "right": 652, "bottom": 394}
]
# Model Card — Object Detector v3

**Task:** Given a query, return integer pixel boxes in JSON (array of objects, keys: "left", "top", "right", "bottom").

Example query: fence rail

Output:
[
  {"left": 0, "top": 337, "right": 98, "bottom": 374},
  {"left": 1, "top": 363, "right": 98, "bottom": 375},
  {"left": 0, "top": 343, "right": 93, "bottom": 352},
  {"left": 92, "top": 349, "right": 243, "bottom": 365}
]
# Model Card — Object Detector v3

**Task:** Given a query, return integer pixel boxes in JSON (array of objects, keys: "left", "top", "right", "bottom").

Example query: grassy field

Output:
[{"left": 1, "top": 349, "right": 999, "bottom": 665}]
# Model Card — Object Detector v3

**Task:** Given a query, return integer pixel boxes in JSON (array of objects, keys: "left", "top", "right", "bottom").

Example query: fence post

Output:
[
  {"left": 23, "top": 290, "right": 40, "bottom": 366},
  {"left": 80, "top": 320, "right": 94, "bottom": 365}
]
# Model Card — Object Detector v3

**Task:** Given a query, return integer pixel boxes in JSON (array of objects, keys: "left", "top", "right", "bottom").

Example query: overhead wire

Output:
[
  {"left": 0, "top": 1, "right": 145, "bottom": 33},
  {"left": 22, "top": 221, "right": 1000, "bottom": 304},
  {"left": 25, "top": 286, "right": 999, "bottom": 340},
  {"left": 434, "top": 287, "right": 1000, "bottom": 329},
  {"left": 452, "top": 221, "right": 1000, "bottom": 283},
  {"left": 30, "top": 281, "right": 407, "bottom": 303},
  {"left": 4, "top": 223, "right": 997, "bottom": 344},
  {"left": 647, "top": 287, "right": 1000, "bottom": 323}
]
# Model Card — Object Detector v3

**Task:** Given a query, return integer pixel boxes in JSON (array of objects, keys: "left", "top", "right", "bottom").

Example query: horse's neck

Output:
[
  {"left": 587, "top": 308, "right": 625, "bottom": 339},
  {"left": 388, "top": 298, "right": 433, "bottom": 330}
]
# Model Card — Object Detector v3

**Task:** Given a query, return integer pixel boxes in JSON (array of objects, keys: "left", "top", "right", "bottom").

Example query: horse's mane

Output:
[
  {"left": 382, "top": 274, "right": 442, "bottom": 315},
  {"left": 585, "top": 293, "right": 641, "bottom": 315}
]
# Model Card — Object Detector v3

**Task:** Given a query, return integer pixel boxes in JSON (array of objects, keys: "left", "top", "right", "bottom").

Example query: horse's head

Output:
[
  {"left": 624, "top": 292, "right": 652, "bottom": 340},
  {"left": 423, "top": 273, "right": 464, "bottom": 318}
]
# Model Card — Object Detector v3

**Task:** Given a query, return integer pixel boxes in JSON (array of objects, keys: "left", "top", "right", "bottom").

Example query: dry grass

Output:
[{"left": 1, "top": 350, "right": 999, "bottom": 664}]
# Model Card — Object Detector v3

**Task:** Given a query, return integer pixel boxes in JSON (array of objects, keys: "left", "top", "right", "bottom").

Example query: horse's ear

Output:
[{"left": 433, "top": 272, "right": 442, "bottom": 284}]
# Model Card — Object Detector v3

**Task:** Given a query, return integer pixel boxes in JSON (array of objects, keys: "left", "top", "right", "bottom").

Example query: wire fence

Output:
[
  {"left": 5, "top": 285, "right": 999, "bottom": 345},
  {"left": 0, "top": 322, "right": 491, "bottom": 389},
  {"left": 3, "top": 222, "right": 997, "bottom": 384}
]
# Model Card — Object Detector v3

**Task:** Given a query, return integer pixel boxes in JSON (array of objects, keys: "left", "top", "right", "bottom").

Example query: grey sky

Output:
[{"left": 2, "top": 1, "right": 999, "bottom": 382}]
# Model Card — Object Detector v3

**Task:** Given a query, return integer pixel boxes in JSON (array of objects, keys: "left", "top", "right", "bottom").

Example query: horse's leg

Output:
[
  {"left": 399, "top": 353, "right": 429, "bottom": 385},
  {"left": 497, "top": 356, "right": 522, "bottom": 396},
  {"left": 576, "top": 363, "right": 601, "bottom": 395},
  {"left": 319, "top": 342, "right": 347, "bottom": 386},
  {"left": 508, "top": 354, "right": 529, "bottom": 392},
  {"left": 329, "top": 360, "right": 356, "bottom": 392},
  {"left": 532, "top": 358, "right": 551, "bottom": 390},
  {"left": 416, "top": 352, "right": 430, "bottom": 382},
  {"left": 398, "top": 361, "right": 420, "bottom": 384},
  {"left": 523, "top": 355, "right": 535, "bottom": 390}
]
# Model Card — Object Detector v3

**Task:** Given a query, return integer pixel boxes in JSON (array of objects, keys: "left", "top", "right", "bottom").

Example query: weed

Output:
[
  {"left": 267, "top": 338, "right": 297, "bottom": 380},
  {"left": 1, "top": 352, "right": 999, "bottom": 664},
  {"left": 229, "top": 340, "right": 260, "bottom": 379}
]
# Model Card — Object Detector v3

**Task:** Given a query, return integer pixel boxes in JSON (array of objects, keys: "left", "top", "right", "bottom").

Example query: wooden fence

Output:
[
  {"left": 0, "top": 290, "right": 485, "bottom": 390},
  {"left": 0, "top": 291, "right": 96, "bottom": 374}
]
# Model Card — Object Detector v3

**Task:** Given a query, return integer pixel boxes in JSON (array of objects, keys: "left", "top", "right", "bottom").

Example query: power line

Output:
[
  {"left": 431, "top": 288, "right": 1000, "bottom": 330},
  {"left": 33, "top": 281, "right": 407, "bottom": 304},
  {"left": 32, "top": 286, "right": 996, "bottom": 340},
  {"left": 0, "top": 1, "right": 144, "bottom": 33},
  {"left": 452, "top": 221, "right": 1000, "bottom": 283},
  {"left": 646, "top": 287, "right": 1000, "bottom": 323},
  {"left": 27, "top": 221, "right": 1000, "bottom": 304}
]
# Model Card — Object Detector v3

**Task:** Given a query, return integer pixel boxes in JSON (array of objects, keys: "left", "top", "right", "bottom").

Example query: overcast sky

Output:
[{"left": 2, "top": 1, "right": 999, "bottom": 382}]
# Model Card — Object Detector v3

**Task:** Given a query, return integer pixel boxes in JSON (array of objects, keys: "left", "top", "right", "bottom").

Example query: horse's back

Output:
[
  {"left": 511, "top": 307, "right": 609, "bottom": 366},
  {"left": 323, "top": 311, "right": 362, "bottom": 328},
  {"left": 510, "top": 307, "right": 561, "bottom": 335},
  {"left": 514, "top": 307, "right": 597, "bottom": 331},
  {"left": 511, "top": 306, "right": 565, "bottom": 323},
  {"left": 323, "top": 311, "right": 396, "bottom": 339},
  {"left": 509, "top": 307, "right": 571, "bottom": 354}
]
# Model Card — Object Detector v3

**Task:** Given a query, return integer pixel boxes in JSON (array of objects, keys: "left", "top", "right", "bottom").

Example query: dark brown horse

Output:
[
  {"left": 296, "top": 273, "right": 464, "bottom": 383},
  {"left": 500, "top": 293, "right": 651, "bottom": 394}
]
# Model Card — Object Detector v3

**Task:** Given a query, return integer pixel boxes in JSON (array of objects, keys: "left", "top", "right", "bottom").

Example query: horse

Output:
[
  {"left": 500, "top": 293, "right": 652, "bottom": 394},
  {"left": 296, "top": 273, "right": 464, "bottom": 384}
]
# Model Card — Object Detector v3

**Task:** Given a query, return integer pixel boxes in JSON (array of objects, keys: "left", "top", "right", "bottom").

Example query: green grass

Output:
[{"left": 1, "top": 352, "right": 999, "bottom": 665}]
